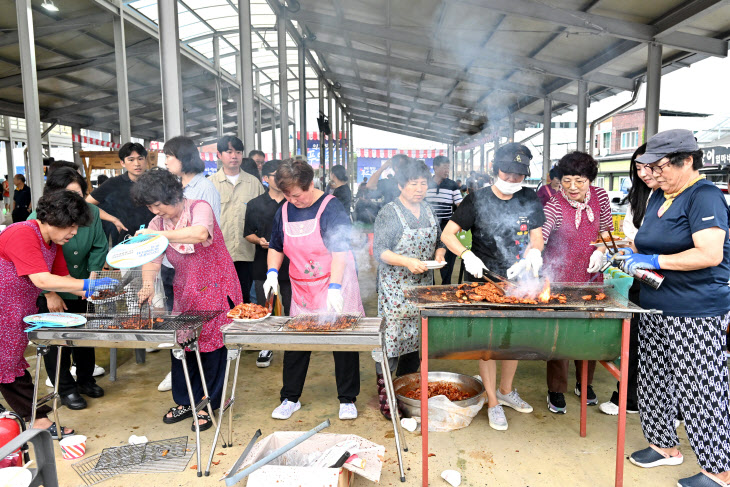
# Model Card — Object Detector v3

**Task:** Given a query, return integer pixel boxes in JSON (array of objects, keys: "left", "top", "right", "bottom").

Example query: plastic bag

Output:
[{"left": 415, "top": 393, "right": 486, "bottom": 432}]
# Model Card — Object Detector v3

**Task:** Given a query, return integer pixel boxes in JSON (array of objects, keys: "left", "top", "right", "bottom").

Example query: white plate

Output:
[
  {"left": 423, "top": 260, "right": 447, "bottom": 269},
  {"left": 0, "top": 467, "right": 32, "bottom": 487},
  {"left": 231, "top": 312, "right": 271, "bottom": 323}
]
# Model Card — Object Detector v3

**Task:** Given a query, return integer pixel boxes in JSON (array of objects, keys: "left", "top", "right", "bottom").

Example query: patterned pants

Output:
[{"left": 638, "top": 312, "right": 730, "bottom": 473}]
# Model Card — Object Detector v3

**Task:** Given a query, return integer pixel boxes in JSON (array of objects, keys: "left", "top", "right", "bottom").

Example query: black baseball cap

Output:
[
  {"left": 494, "top": 143, "right": 532, "bottom": 176},
  {"left": 636, "top": 129, "right": 699, "bottom": 164}
]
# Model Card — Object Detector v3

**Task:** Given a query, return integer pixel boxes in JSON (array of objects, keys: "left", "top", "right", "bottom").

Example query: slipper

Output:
[
  {"left": 629, "top": 446, "right": 683, "bottom": 468},
  {"left": 46, "top": 422, "right": 74, "bottom": 440},
  {"left": 678, "top": 473, "right": 730, "bottom": 487},
  {"left": 191, "top": 413, "right": 213, "bottom": 432},
  {"left": 162, "top": 405, "right": 193, "bottom": 424}
]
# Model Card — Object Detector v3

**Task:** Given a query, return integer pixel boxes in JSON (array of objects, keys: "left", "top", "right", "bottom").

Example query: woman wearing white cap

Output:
[{"left": 616, "top": 129, "right": 730, "bottom": 487}]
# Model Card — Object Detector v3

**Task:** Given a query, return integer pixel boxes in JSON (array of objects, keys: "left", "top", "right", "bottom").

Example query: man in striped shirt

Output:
[{"left": 426, "top": 155, "right": 463, "bottom": 283}]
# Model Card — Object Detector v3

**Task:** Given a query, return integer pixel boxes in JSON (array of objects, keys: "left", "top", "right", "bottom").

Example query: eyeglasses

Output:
[
  {"left": 647, "top": 160, "right": 671, "bottom": 176},
  {"left": 561, "top": 178, "right": 588, "bottom": 188}
]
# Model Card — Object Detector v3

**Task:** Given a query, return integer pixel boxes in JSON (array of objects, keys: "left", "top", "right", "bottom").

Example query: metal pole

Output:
[
  {"left": 158, "top": 0, "right": 184, "bottom": 138},
  {"left": 16, "top": 0, "right": 44, "bottom": 205},
  {"left": 270, "top": 87, "right": 277, "bottom": 157},
  {"left": 480, "top": 143, "right": 485, "bottom": 173},
  {"left": 469, "top": 149, "right": 474, "bottom": 173},
  {"left": 291, "top": 100, "right": 296, "bottom": 154},
  {"left": 113, "top": 9, "right": 131, "bottom": 142},
  {"left": 645, "top": 42, "right": 662, "bottom": 139},
  {"left": 543, "top": 97, "right": 552, "bottom": 183},
  {"left": 577, "top": 80, "right": 588, "bottom": 153},
  {"left": 255, "top": 70, "right": 262, "bottom": 150},
  {"left": 277, "top": 9, "right": 289, "bottom": 158},
  {"left": 318, "top": 81, "right": 325, "bottom": 173},
  {"left": 508, "top": 115, "right": 515, "bottom": 143},
  {"left": 335, "top": 102, "right": 340, "bottom": 166},
  {"left": 71, "top": 126, "right": 83, "bottom": 175},
  {"left": 342, "top": 114, "right": 348, "bottom": 167},
  {"left": 298, "top": 44, "right": 307, "bottom": 158},
  {"left": 238, "top": 0, "right": 255, "bottom": 153},
  {"left": 4, "top": 116, "right": 15, "bottom": 204},
  {"left": 327, "top": 89, "right": 333, "bottom": 170},
  {"left": 213, "top": 35, "right": 224, "bottom": 139},
  {"left": 348, "top": 119, "right": 354, "bottom": 183}
]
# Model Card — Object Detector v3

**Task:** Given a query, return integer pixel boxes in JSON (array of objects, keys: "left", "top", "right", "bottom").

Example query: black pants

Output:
[
  {"left": 171, "top": 347, "right": 227, "bottom": 410},
  {"left": 38, "top": 297, "right": 96, "bottom": 396},
  {"left": 254, "top": 280, "right": 292, "bottom": 316},
  {"left": 233, "top": 261, "right": 253, "bottom": 304},
  {"left": 280, "top": 351, "right": 360, "bottom": 404},
  {"left": 439, "top": 248, "right": 457, "bottom": 285},
  {"left": 0, "top": 371, "right": 51, "bottom": 421},
  {"left": 609, "top": 280, "right": 640, "bottom": 410},
  {"left": 11, "top": 207, "right": 29, "bottom": 223},
  {"left": 161, "top": 265, "right": 175, "bottom": 311}
]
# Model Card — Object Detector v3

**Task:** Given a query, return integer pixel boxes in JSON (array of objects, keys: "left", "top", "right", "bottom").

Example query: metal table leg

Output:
[
  {"left": 614, "top": 318, "right": 631, "bottom": 487},
  {"left": 580, "top": 360, "right": 588, "bottom": 437},
  {"left": 205, "top": 347, "right": 240, "bottom": 476},
  {"left": 175, "top": 349, "right": 202, "bottom": 477},
  {"left": 420, "top": 316, "right": 429, "bottom": 487},
  {"left": 109, "top": 348, "right": 117, "bottom": 382},
  {"left": 192, "top": 346, "right": 218, "bottom": 432},
  {"left": 227, "top": 347, "right": 242, "bottom": 448},
  {"left": 372, "top": 349, "right": 406, "bottom": 482},
  {"left": 30, "top": 346, "right": 63, "bottom": 440}
]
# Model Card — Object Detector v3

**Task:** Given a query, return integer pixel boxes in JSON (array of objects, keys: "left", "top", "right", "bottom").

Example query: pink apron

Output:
[
  {"left": 0, "top": 221, "right": 57, "bottom": 383},
  {"left": 282, "top": 195, "right": 364, "bottom": 315},
  {"left": 544, "top": 187, "right": 603, "bottom": 284},
  {"left": 165, "top": 201, "right": 242, "bottom": 352}
]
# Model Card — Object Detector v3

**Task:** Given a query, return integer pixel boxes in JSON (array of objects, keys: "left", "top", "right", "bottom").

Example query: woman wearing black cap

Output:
[
  {"left": 615, "top": 129, "right": 730, "bottom": 487},
  {"left": 441, "top": 143, "right": 545, "bottom": 431}
]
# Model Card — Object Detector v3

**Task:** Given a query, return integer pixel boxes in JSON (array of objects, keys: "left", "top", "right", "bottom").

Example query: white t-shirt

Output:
[{"left": 226, "top": 173, "right": 240, "bottom": 186}]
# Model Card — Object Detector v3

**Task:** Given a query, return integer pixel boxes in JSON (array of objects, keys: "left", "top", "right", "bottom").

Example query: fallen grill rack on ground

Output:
[{"left": 72, "top": 437, "right": 194, "bottom": 485}]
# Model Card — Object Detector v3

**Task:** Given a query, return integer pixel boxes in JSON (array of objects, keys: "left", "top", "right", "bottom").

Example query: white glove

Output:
[
  {"left": 263, "top": 269, "right": 279, "bottom": 297},
  {"left": 524, "top": 248, "right": 543, "bottom": 278},
  {"left": 326, "top": 287, "right": 344, "bottom": 313},
  {"left": 506, "top": 259, "right": 527, "bottom": 280},
  {"left": 462, "top": 250, "right": 488, "bottom": 279},
  {"left": 586, "top": 250, "right": 606, "bottom": 273}
]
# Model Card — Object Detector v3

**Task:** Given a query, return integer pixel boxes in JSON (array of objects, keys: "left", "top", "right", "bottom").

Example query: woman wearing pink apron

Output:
[
  {"left": 0, "top": 190, "right": 116, "bottom": 438},
  {"left": 264, "top": 160, "right": 364, "bottom": 421},
  {"left": 542, "top": 152, "right": 613, "bottom": 415},
  {"left": 135, "top": 169, "right": 242, "bottom": 432}
]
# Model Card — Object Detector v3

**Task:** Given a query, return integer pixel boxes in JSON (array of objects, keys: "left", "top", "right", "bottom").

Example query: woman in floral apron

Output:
[
  {"left": 373, "top": 158, "right": 445, "bottom": 418},
  {"left": 0, "top": 190, "right": 115, "bottom": 438},
  {"left": 264, "top": 160, "right": 364, "bottom": 421},
  {"left": 135, "top": 169, "right": 242, "bottom": 432},
  {"left": 542, "top": 151, "right": 613, "bottom": 414}
]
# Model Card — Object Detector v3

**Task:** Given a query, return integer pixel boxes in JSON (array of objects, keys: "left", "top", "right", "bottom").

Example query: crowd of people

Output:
[{"left": 0, "top": 128, "right": 727, "bottom": 486}]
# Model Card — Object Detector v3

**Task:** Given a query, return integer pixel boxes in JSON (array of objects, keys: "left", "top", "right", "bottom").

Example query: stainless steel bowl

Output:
[{"left": 393, "top": 371, "right": 485, "bottom": 418}]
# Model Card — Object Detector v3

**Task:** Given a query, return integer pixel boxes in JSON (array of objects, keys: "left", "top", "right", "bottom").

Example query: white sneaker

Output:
[
  {"left": 496, "top": 389, "right": 533, "bottom": 413},
  {"left": 158, "top": 372, "right": 172, "bottom": 392},
  {"left": 70, "top": 365, "right": 105, "bottom": 377},
  {"left": 599, "top": 401, "right": 640, "bottom": 416},
  {"left": 45, "top": 377, "right": 53, "bottom": 388},
  {"left": 488, "top": 405, "right": 508, "bottom": 431},
  {"left": 145, "top": 348, "right": 160, "bottom": 353},
  {"left": 272, "top": 400, "right": 301, "bottom": 420},
  {"left": 339, "top": 403, "right": 358, "bottom": 420}
]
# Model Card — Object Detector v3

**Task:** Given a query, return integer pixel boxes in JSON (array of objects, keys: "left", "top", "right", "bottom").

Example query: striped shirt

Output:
[
  {"left": 542, "top": 186, "right": 613, "bottom": 244},
  {"left": 426, "top": 178, "right": 463, "bottom": 224}
]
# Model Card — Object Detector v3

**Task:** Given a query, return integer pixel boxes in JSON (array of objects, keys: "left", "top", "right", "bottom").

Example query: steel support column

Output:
[
  {"left": 4, "top": 116, "right": 15, "bottom": 203},
  {"left": 335, "top": 102, "right": 340, "bottom": 166},
  {"left": 213, "top": 36, "right": 224, "bottom": 139},
  {"left": 480, "top": 144, "right": 485, "bottom": 173},
  {"left": 298, "top": 44, "right": 307, "bottom": 158},
  {"left": 72, "top": 127, "right": 83, "bottom": 176},
  {"left": 645, "top": 42, "right": 662, "bottom": 139},
  {"left": 577, "top": 80, "right": 588, "bottom": 153},
  {"left": 158, "top": 0, "right": 184, "bottom": 138},
  {"left": 543, "top": 98, "right": 552, "bottom": 183},
  {"left": 319, "top": 81, "right": 325, "bottom": 173},
  {"left": 508, "top": 115, "right": 515, "bottom": 143},
  {"left": 113, "top": 9, "right": 131, "bottom": 142},
  {"left": 255, "top": 70, "right": 262, "bottom": 150},
  {"left": 15, "top": 0, "right": 44, "bottom": 205},
  {"left": 327, "top": 89, "right": 333, "bottom": 170},
  {"left": 277, "top": 10, "right": 289, "bottom": 158},
  {"left": 342, "top": 114, "right": 348, "bottom": 167},
  {"left": 238, "top": 0, "right": 255, "bottom": 153},
  {"left": 270, "top": 87, "right": 277, "bottom": 157}
]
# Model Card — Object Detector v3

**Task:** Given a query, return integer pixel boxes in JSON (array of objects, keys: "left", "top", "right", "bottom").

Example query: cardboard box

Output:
[{"left": 226, "top": 432, "right": 385, "bottom": 487}]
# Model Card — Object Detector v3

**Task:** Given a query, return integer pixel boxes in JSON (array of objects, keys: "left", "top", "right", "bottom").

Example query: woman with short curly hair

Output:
[
  {"left": 133, "top": 168, "right": 241, "bottom": 432},
  {"left": 541, "top": 151, "right": 614, "bottom": 414},
  {"left": 0, "top": 189, "right": 116, "bottom": 438}
]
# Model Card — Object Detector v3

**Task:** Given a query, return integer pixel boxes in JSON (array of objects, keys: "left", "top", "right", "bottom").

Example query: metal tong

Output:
[{"left": 599, "top": 232, "right": 620, "bottom": 257}]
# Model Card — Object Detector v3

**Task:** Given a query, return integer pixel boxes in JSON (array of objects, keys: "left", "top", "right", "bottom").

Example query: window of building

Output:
[
  {"left": 602, "top": 132, "right": 611, "bottom": 149},
  {"left": 620, "top": 130, "right": 639, "bottom": 149},
  {"left": 594, "top": 176, "right": 605, "bottom": 189}
]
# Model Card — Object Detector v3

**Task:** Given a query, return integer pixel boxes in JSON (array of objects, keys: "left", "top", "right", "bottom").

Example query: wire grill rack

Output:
[
  {"left": 86, "top": 269, "right": 166, "bottom": 318},
  {"left": 72, "top": 437, "right": 193, "bottom": 486},
  {"left": 85, "top": 311, "right": 225, "bottom": 346}
]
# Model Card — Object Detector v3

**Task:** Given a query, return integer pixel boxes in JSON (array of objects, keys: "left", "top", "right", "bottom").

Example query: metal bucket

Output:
[{"left": 393, "top": 371, "right": 485, "bottom": 418}]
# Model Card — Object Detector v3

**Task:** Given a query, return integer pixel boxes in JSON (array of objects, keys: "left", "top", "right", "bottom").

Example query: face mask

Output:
[{"left": 494, "top": 176, "right": 523, "bottom": 195}]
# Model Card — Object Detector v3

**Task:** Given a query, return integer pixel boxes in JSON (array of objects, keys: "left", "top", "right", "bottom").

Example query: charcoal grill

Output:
[
  {"left": 407, "top": 282, "right": 660, "bottom": 487},
  {"left": 27, "top": 309, "right": 226, "bottom": 478},
  {"left": 217, "top": 316, "right": 408, "bottom": 482}
]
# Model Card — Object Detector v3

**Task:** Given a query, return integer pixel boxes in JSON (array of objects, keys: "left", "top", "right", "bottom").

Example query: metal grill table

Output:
[
  {"left": 27, "top": 311, "right": 224, "bottom": 478},
  {"left": 409, "top": 283, "right": 659, "bottom": 487},
  {"left": 219, "top": 316, "right": 408, "bottom": 481}
]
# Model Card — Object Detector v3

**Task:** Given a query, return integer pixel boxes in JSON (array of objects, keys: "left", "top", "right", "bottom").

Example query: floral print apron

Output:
[{"left": 378, "top": 202, "right": 438, "bottom": 358}]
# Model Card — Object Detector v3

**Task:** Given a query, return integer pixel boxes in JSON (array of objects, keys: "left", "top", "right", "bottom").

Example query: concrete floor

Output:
[{"left": 18, "top": 236, "right": 706, "bottom": 487}]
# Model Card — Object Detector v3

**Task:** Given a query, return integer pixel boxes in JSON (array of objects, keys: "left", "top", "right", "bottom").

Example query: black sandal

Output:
[
  {"left": 191, "top": 413, "right": 213, "bottom": 432},
  {"left": 162, "top": 405, "right": 193, "bottom": 424},
  {"left": 46, "top": 422, "right": 74, "bottom": 440}
]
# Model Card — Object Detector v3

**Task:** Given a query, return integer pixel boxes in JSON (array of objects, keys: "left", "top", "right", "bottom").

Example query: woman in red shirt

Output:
[{"left": 0, "top": 190, "right": 116, "bottom": 438}]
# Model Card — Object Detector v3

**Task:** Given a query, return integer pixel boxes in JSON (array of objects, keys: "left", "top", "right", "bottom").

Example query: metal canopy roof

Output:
[{"left": 1, "top": 0, "right": 729, "bottom": 146}]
